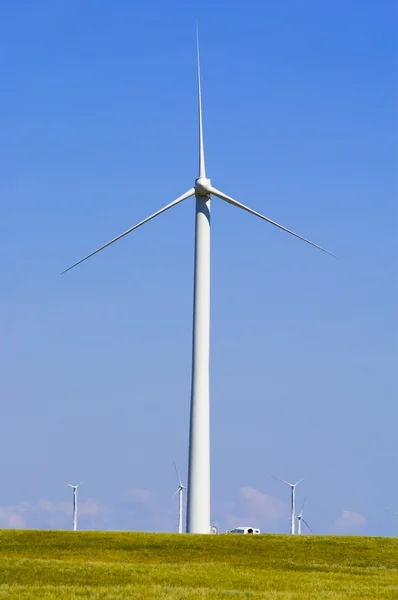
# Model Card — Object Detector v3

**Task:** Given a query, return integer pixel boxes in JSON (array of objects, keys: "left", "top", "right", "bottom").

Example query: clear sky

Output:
[{"left": 1, "top": 0, "right": 397, "bottom": 535}]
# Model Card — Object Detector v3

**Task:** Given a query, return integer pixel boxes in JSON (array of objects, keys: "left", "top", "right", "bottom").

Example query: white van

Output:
[{"left": 228, "top": 527, "right": 261, "bottom": 534}]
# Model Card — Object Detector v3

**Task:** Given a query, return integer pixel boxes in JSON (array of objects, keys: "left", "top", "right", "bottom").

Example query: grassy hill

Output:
[{"left": 0, "top": 530, "right": 397, "bottom": 599}]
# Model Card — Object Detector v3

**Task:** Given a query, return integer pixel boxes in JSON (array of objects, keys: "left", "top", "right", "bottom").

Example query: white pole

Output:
[
  {"left": 73, "top": 487, "right": 77, "bottom": 531},
  {"left": 178, "top": 488, "right": 183, "bottom": 534},
  {"left": 186, "top": 194, "right": 211, "bottom": 534},
  {"left": 291, "top": 486, "right": 295, "bottom": 535},
  {"left": 298, "top": 516, "right": 302, "bottom": 535}
]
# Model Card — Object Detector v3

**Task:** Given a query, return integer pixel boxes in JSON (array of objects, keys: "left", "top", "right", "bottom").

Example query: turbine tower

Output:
[
  {"left": 296, "top": 497, "right": 312, "bottom": 535},
  {"left": 273, "top": 476, "right": 304, "bottom": 534},
  {"left": 62, "top": 33, "right": 337, "bottom": 534},
  {"left": 172, "top": 462, "right": 187, "bottom": 534},
  {"left": 65, "top": 482, "right": 83, "bottom": 531}
]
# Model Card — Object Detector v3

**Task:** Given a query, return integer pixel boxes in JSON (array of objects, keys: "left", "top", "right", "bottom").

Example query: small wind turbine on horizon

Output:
[
  {"left": 296, "top": 497, "right": 312, "bottom": 535},
  {"left": 172, "top": 462, "right": 187, "bottom": 534},
  {"left": 273, "top": 476, "right": 304, "bottom": 535},
  {"left": 65, "top": 482, "right": 83, "bottom": 531},
  {"left": 62, "top": 29, "right": 338, "bottom": 534},
  {"left": 384, "top": 506, "right": 398, "bottom": 529},
  {"left": 384, "top": 508, "right": 398, "bottom": 516}
]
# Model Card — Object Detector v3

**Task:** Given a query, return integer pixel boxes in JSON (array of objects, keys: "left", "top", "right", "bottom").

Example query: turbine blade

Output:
[
  {"left": 300, "top": 497, "right": 307, "bottom": 513},
  {"left": 173, "top": 461, "right": 182, "bottom": 487},
  {"left": 209, "top": 186, "right": 339, "bottom": 259},
  {"left": 294, "top": 477, "right": 305, "bottom": 487},
  {"left": 64, "top": 482, "right": 74, "bottom": 488},
  {"left": 196, "top": 25, "right": 206, "bottom": 178},
  {"left": 172, "top": 489, "right": 179, "bottom": 498},
  {"left": 61, "top": 188, "right": 195, "bottom": 274},
  {"left": 302, "top": 518, "right": 312, "bottom": 532},
  {"left": 271, "top": 475, "right": 293, "bottom": 487}
]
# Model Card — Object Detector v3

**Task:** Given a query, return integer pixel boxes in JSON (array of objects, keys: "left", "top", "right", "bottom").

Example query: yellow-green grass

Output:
[{"left": 0, "top": 530, "right": 397, "bottom": 599}]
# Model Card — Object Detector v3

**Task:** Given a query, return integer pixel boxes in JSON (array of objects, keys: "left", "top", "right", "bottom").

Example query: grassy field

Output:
[{"left": 0, "top": 530, "right": 397, "bottom": 599}]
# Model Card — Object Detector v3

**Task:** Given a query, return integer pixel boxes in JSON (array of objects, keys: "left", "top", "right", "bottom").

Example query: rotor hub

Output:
[{"left": 195, "top": 177, "right": 211, "bottom": 197}]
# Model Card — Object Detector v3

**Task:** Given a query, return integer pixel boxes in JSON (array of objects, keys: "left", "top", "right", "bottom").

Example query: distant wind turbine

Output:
[
  {"left": 273, "top": 476, "right": 304, "bottom": 534},
  {"left": 296, "top": 497, "right": 312, "bottom": 535},
  {"left": 172, "top": 463, "right": 187, "bottom": 534},
  {"left": 62, "top": 30, "right": 338, "bottom": 534},
  {"left": 65, "top": 482, "right": 83, "bottom": 531},
  {"left": 384, "top": 508, "right": 398, "bottom": 516}
]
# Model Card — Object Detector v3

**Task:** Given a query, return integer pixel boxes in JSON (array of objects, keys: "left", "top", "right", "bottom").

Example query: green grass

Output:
[{"left": 0, "top": 530, "right": 397, "bottom": 599}]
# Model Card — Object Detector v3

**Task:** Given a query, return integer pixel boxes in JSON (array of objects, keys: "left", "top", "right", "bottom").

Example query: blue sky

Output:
[{"left": 0, "top": 0, "right": 397, "bottom": 535}]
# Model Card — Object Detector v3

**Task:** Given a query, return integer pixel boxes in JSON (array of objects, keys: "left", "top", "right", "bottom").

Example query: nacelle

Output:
[{"left": 227, "top": 526, "right": 261, "bottom": 535}]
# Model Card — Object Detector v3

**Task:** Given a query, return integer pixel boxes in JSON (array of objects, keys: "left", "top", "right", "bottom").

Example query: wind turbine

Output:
[
  {"left": 384, "top": 508, "right": 398, "bottom": 516},
  {"left": 65, "top": 482, "right": 83, "bottom": 531},
  {"left": 172, "top": 462, "right": 187, "bottom": 534},
  {"left": 273, "top": 476, "right": 304, "bottom": 534},
  {"left": 296, "top": 497, "right": 312, "bottom": 535},
  {"left": 62, "top": 32, "right": 338, "bottom": 534}
]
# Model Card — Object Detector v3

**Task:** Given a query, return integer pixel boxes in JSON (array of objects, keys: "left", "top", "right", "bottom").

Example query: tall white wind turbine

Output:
[
  {"left": 65, "top": 481, "right": 83, "bottom": 531},
  {"left": 62, "top": 33, "right": 337, "bottom": 534},
  {"left": 273, "top": 476, "right": 304, "bottom": 534},
  {"left": 296, "top": 497, "right": 312, "bottom": 535},
  {"left": 172, "top": 462, "right": 187, "bottom": 534}
]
